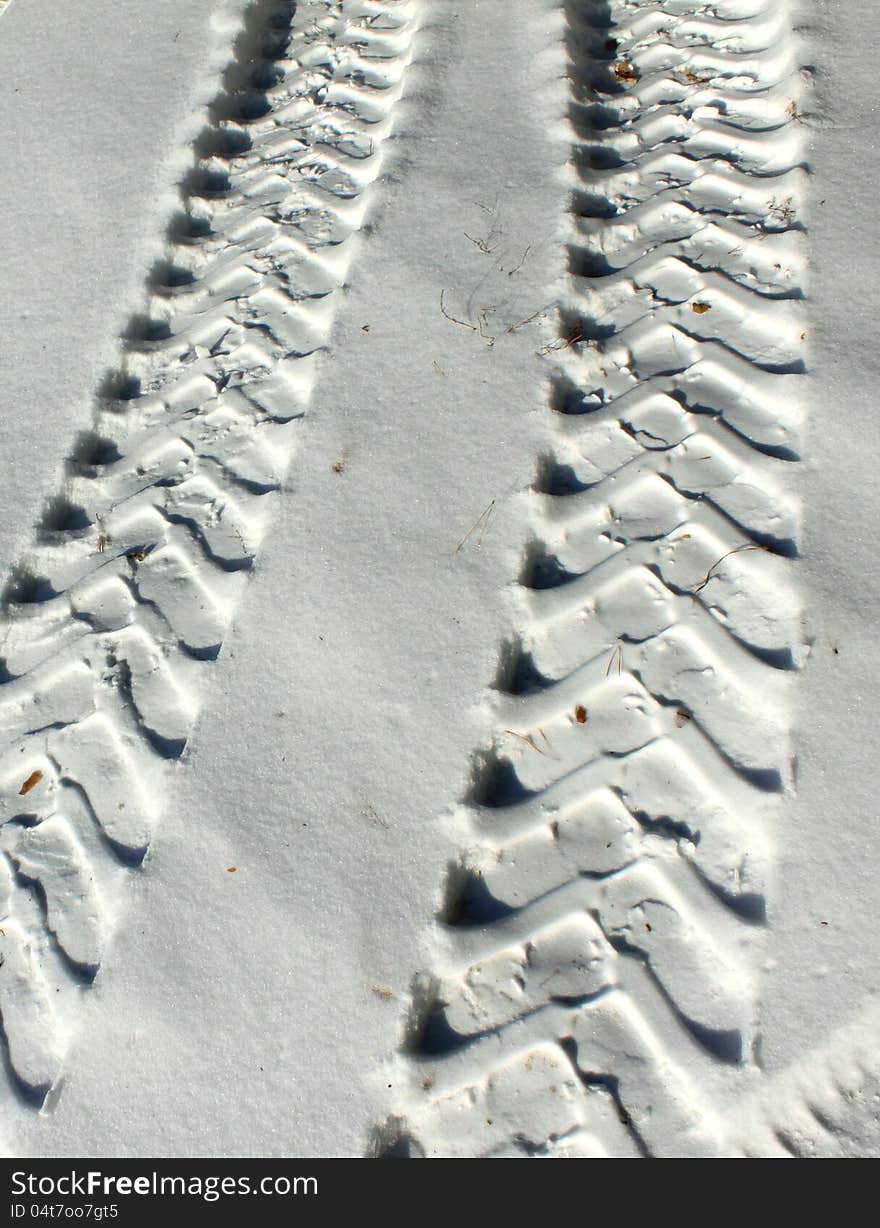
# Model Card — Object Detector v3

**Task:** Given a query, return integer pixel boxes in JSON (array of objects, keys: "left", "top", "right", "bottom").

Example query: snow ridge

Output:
[
  {"left": 373, "top": 0, "right": 808, "bottom": 1159},
  {"left": 0, "top": 0, "right": 420, "bottom": 1109}
]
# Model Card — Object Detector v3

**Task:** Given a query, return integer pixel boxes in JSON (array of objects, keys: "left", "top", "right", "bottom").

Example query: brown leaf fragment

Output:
[
  {"left": 574, "top": 705, "right": 588, "bottom": 725},
  {"left": 691, "top": 301, "right": 711, "bottom": 314},
  {"left": 19, "top": 770, "right": 42, "bottom": 796}
]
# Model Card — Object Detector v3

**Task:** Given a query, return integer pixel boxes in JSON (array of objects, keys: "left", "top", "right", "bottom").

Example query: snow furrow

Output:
[
  {"left": 374, "top": 0, "right": 806, "bottom": 1159},
  {"left": 0, "top": 0, "right": 420, "bottom": 1106}
]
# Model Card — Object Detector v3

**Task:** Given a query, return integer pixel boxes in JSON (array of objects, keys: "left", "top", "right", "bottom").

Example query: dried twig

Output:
[
  {"left": 539, "top": 331, "right": 583, "bottom": 356},
  {"left": 679, "top": 66, "right": 712, "bottom": 85},
  {"left": 478, "top": 308, "right": 496, "bottom": 347},
  {"left": 464, "top": 231, "right": 499, "bottom": 255},
  {"left": 440, "top": 289, "right": 477, "bottom": 331},
  {"left": 506, "top": 307, "right": 545, "bottom": 335}
]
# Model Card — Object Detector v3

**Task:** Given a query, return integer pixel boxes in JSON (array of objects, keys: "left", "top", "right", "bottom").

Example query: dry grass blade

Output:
[
  {"left": 456, "top": 499, "right": 495, "bottom": 552},
  {"left": 605, "top": 643, "right": 623, "bottom": 677},
  {"left": 506, "top": 245, "right": 530, "bottom": 276},
  {"left": 691, "top": 543, "right": 766, "bottom": 597},
  {"left": 503, "top": 729, "right": 548, "bottom": 757}
]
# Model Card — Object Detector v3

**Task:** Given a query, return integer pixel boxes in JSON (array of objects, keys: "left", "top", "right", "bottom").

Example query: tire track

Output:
[
  {"left": 373, "top": 0, "right": 807, "bottom": 1158},
  {"left": 0, "top": 0, "right": 420, "bottom": 1108},
  {"left": 723, "top": 1002, "right": 880, "bottom": 1157}
]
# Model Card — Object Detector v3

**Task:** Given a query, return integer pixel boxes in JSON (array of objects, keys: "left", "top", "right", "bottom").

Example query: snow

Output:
[
  {"left": 0, "top": 0, "right": 249, "bottom": 580},
  {"left": 0, "top": 0, "right": 878, "bottom": 1159},
  {"left": 758, "top": 0, "right": 880, "bottom": 1080}
]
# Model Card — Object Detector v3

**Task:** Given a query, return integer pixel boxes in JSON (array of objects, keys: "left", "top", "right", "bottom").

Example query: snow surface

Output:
[
  {"left": 0, "top": 0, "right": 878, "bottom": 1158},
  {"left": 0, "top": 0, "right": 250, "bottom": 580}
]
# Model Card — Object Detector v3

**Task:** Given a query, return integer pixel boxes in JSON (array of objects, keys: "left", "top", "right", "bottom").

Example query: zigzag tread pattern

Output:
[
  {"left": 722, "top": 1002, "right": 880, "bottom": 1157},
  {"left": 373, "top": 0, "right": 807, "bottom": 1159},
  {"left": 0, "top": 0, "right": 420, "bottom": 1108}
]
